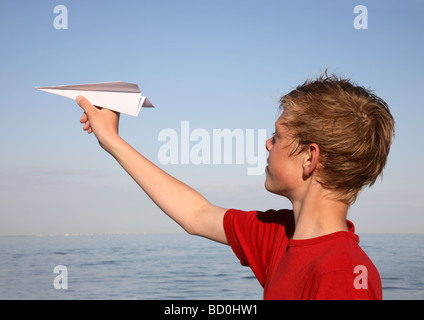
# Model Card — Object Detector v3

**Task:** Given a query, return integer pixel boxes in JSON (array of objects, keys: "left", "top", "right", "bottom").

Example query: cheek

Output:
[
  {"left": 266, "top": 152, "right": 287, "bottom": 187},
  {"left": 266, "top": 150, "right": 301, "bottom": 188}
]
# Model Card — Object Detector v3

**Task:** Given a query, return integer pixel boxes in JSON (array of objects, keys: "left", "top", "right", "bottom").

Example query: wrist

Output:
[{"left": 99, "top": 134, "right": 124, "bottom": 154}]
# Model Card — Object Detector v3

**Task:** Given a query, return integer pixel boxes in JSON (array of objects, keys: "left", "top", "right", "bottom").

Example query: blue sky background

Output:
[{"left": 0, "top": 0, "right": 423, "bottom": 236}]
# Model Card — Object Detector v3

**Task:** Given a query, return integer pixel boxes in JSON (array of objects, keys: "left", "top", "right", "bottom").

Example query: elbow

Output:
[
  {"left": 183, "top": 221, "right": 198, "bottom": 236},
  {"left": 181, "top": 209, "right": 204, "bottom": 236}
]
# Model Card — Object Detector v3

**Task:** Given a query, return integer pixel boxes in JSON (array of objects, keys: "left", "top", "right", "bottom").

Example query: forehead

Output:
[{"left": 275, "top": 114, "right": 289, "bottom": 132}]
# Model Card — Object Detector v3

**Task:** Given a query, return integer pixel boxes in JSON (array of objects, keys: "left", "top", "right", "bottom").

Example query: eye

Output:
[{"left": 271, "top": 132, "right": 276, "bottom": 144}]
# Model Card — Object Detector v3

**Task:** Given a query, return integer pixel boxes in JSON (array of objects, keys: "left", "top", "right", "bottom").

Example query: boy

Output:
[{"left": 76, "top": 72, "right": 394, "bottom": 299}]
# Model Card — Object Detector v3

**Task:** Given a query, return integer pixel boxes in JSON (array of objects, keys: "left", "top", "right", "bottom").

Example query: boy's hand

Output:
[{"left": 77, "top": 95, "right": 121, "bottom": 150}]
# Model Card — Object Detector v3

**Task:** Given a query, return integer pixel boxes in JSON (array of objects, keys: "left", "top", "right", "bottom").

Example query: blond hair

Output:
[{"left": 280, "top": 72, "right": 395, "bottom": 204}]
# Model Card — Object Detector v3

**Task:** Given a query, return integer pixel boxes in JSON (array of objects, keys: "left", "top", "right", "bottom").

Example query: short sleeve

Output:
[{"left": 223, "top": 208, "right": 295, "bottom": 287}]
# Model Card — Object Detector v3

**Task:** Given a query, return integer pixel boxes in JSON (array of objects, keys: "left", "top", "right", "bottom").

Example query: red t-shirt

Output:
[{"left": 223, "top": 208, "right": 382, "bottom": 300}]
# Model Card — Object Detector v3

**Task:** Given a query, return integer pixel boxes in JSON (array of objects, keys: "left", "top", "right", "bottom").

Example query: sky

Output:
[{"left": 0, "top": 0, "right": 423, "bottom": 236}]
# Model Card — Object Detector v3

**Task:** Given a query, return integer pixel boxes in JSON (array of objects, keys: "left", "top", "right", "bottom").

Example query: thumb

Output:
[{"left": 76, "top": 95, "right": 97, "bottom": 116}]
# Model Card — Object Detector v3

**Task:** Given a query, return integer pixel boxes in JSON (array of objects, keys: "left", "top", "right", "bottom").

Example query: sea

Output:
[{"left": 0, "top": 233, "right": 423, "bottom": 300}]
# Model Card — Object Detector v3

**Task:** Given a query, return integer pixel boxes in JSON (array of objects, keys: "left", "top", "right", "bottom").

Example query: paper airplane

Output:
[{"left": 35, "top": 81, "right": 154, "bottom": 117}]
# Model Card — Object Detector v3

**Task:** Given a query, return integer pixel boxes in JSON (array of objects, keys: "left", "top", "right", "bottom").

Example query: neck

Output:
[{"left": 290, "top": 186, "right": 349, "bottom": 240}]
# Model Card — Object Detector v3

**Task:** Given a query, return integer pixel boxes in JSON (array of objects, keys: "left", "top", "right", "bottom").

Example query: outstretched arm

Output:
[{"left": 77, "top": 96, "right": 228, "bottom": 244}]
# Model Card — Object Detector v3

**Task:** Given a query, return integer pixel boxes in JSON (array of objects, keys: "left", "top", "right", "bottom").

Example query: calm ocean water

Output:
[{"left": 0, "top": 233, "right": 423, "bottom": 300}]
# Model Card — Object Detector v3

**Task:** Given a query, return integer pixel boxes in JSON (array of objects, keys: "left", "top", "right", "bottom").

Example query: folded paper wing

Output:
[{"left": 35, "top": 81, "right": 154, "bottom": 117}]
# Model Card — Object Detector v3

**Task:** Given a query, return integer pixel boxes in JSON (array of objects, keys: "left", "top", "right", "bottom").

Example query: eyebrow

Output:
[
  {"left": 277, "top": 117, "right": 289, "bottom": 126},
  {"left": 274, "top": 120, "right": 287, "bottom": 134},
  {"left": 273, "top": 125, "right": 279, "bottom": 136}
]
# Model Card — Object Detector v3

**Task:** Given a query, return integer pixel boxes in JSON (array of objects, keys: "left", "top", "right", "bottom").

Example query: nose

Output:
[{"left": 265, "top": 137, "right": 272, "bottom": 152}]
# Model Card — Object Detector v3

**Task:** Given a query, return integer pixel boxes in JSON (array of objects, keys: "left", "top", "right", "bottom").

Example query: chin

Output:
[
  {"left": 264, "top": 179, "right": 278, "bottom": 195},
  {"left": 265, "top": 179, "right": 290, "bottom": 198}
]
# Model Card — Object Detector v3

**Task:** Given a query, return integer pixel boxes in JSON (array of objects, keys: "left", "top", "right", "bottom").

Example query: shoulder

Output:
[
  {"left": 224, "top": 208, "right": 295, "bottom": 238},
  {"left": 224, "top": 208, "right": 296, "bottom": 286},
  {"left": 225, "top": 208, "right": 294, "bottom": 225},
  {"left": 310, "top": 233, "right": 370, "bottom": 272},
  {"left": 308, "top": 234, "right": 382, "bottom": 299}
]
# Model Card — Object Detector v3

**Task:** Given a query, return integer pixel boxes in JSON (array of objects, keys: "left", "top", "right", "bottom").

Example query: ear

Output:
[{"left": 302, "top": 143, "right": 320, "bottom": 178}]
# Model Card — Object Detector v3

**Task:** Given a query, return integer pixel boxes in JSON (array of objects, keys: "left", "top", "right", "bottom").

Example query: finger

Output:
[
  {"left": 80, "top": 112, "right": 88, "bottom": 123},
  {"left": 76, "top": 95, "right": 96, "bottom": 117},
  {"left": 83, "top": 120, "right": 91, "bottom": 131}
]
